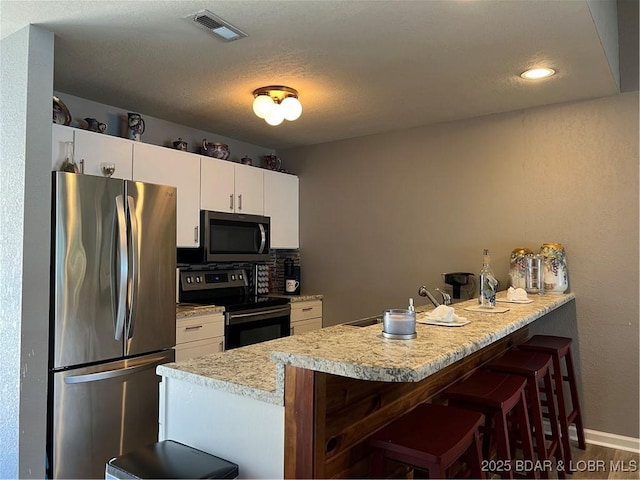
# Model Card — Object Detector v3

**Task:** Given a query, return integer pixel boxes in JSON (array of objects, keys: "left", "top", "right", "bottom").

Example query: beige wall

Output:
[{"left": 280, "top": 92, "right": 639, "bottom": 439}]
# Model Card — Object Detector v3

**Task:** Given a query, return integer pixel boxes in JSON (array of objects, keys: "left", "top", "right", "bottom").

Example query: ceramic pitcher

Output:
[{"left": 127, "top": 113, "right": 145, "bottom": 141}]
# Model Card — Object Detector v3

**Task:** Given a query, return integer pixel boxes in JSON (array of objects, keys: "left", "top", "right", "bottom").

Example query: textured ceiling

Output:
[{"left": 0, "top": 0, "right": 625, "bottom": 149}]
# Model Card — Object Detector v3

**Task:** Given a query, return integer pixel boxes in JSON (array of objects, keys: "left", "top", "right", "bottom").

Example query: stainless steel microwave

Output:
[{"left": 199, "top": 210, "right": 270, "bottom": 262}]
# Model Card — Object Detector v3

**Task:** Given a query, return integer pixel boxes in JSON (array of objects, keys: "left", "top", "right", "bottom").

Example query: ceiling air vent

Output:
[{"left": 190, "top": 10, "right": 248, "bottom": 41}]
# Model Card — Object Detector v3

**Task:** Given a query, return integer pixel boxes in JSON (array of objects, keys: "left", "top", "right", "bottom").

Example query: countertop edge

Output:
[{"left": 157, "top": 364, "right": 284, "bottom": 406}]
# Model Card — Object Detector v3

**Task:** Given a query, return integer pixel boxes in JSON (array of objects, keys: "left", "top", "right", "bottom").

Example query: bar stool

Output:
[
  {"left": 443, "top": 371, "right": 537, "bottom": 479},
  {"left": 487, "top": 350, "right": 565, "bottom": 479},
  {"left": 369, "top": 403, "right": 485, "bottom": 479},
  {"left": 518, "top": 334, "right": 586, "bottom": 464}
]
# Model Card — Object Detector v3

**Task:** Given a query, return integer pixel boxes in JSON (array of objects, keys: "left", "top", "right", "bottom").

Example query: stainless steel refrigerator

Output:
[{"left": 48, "top": 172, "right": 177, "bottom": 479}]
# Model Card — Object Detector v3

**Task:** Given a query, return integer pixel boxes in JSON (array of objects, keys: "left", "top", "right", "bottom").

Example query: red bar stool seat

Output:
[
  {"left": 518, "top": 335, "right": 586, "bottom": 463},
  {"left": 369, "top": 403, "right": 485, "bottom": 479},
  {"left": 487, "top": 350, "right": 565, "bottom": 479},
  {"left": 443, "top": 371, "right": 537, "bottom": 479}
]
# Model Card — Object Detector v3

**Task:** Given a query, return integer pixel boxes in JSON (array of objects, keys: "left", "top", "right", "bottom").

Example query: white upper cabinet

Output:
[
  {"left": 52, "top": 124, "right": 133, "bottom": 179},
  {"left": 132, "top": 142, "right": 201, "bottom": 248},
  {"left": 234, "top": 163, "right": 264, "bottom": 216},
  {"left": 200, "top": 157, "right": 235, "bottom": 212},
  {"left": 201, "top": 158, "right": 264, "bottom": 216},
  {"left": 264, "top": 170, "right": 299, "bottom": 249}
]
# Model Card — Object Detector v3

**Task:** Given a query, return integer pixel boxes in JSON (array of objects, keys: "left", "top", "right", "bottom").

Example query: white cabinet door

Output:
[
  {"left": 74, "top": 129, "right": 134, "bottom": 180},
  {"left": 133, "top": 143, "right": 201, "bottom": 247},
  {"left": 201, "top": 157, "right": 235, "bottom": 213},
  {"left": 201, "top": 159, "right": 264, "bottom": 215},
  {"left": 264, "top": 171, "right": 299, "bottom": 248},
  {"left": 234, "top": 164, "right": 264, "bottom": 215}
]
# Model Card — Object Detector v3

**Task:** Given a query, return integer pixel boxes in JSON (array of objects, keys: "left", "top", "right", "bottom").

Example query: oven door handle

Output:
[{"left": 227, "top": 306, "right": 291, "bottom": 325}]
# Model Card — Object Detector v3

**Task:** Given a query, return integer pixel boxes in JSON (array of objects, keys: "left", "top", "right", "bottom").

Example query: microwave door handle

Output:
[
  {"left": 114, "top": 195, "right": 128, "bottom": 341},
  {"left": 126, "top": 195, "right": 139, "bottom": 339},
  {"left": 258, "top": 223, "right": 266, "bottom": 253}
]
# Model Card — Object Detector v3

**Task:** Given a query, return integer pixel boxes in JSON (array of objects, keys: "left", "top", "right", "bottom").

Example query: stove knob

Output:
[{"left": 195, "top": 276, "right": 201, "bottom": 283}]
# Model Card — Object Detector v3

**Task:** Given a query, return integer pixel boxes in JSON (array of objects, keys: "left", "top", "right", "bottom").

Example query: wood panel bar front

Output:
[{"left": 284, "top": 326, "right": 529, "bottom": 478}]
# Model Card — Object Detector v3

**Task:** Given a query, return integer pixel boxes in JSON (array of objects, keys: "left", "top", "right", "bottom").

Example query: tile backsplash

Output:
[{"left": 268, "top": 249, "right": 300, "bottom": 294}]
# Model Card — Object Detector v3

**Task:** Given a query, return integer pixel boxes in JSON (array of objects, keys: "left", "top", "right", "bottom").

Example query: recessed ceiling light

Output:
[{"left": 520, "top": 67, "right": 556, "bottom": 80}]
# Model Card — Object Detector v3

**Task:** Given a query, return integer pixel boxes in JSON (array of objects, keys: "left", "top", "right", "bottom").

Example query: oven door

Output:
[{"left": 225, "top": 305, "right": 291, "bottom": 350}]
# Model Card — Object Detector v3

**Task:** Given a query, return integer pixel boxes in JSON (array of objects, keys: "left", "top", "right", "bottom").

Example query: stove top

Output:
[{"left": 177, "top": 264, "right": 288, "bottom": 312}]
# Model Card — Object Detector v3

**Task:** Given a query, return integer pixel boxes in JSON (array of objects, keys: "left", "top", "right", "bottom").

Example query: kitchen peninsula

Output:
[{"left": 157, "top": 292, "right": 576, "bottom": 479}]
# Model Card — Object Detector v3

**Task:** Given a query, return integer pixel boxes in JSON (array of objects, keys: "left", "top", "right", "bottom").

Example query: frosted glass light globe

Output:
[
  {"left": 281, "top": 96, "right": 302, "bottom": 121},
  {"left": 253, "top": 95, "right": 275, "bottom": 119},
  {"left": 265, "top": 104, "right": 285, "bottom": 126}
]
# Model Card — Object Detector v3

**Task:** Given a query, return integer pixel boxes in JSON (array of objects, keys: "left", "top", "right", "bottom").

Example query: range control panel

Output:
[{"left": 179, "top": 268, "right": 248, "bottom": 292}]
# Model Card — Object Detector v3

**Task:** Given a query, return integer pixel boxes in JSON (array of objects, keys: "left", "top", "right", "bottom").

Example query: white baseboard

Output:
[
  {"left": 581, "top": 427, "right": 640, "bottom": 454},
  {"left": 543, "top": 420, "right": 640, "bottom": 453}
]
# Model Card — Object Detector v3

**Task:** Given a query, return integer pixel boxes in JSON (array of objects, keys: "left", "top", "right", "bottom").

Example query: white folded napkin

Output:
[
  {"left": 507, "top": 287, "right": 528, "bottom": 301},
  {"left": 426, "top": 305, "right": 464, "bottom": 323}
]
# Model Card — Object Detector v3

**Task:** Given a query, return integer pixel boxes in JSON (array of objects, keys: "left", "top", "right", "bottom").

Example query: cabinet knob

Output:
[
  {"left": 238, "top": 194, "right": 243, "bottom": 210},
  {"left": 229, "top": 194, "right": 234, "bottom": 210},
  {"left": 194, "top": 226, "right": 198, "bottom": 242}
]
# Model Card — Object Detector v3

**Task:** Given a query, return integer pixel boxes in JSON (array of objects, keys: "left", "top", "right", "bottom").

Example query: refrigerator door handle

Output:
[
  {"left": 114, "top": 195, "right": 128, "bottom": 341},
  {"left": 126, "top": 195, "right": 139, "bottom": 339},
  {"left": 63, "top": 359, "right": 159, "bottom": 385}
]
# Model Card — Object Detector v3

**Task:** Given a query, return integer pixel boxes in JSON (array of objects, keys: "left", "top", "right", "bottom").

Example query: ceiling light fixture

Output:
[
  {"left": 252, "top": 86, "right": 302, "bottom": 126},
  {"left": 520, "top": 67, "right": 556, "bottom": 80}
]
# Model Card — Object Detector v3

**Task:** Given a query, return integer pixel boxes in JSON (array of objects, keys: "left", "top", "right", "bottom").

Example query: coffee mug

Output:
[{"left": 285, "top": 279, "right": 300, "bottom": 293}]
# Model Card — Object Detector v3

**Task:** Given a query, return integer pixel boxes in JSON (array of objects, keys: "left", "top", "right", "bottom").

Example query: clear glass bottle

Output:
[
  {"left": 60, "top": 141, "right": 79, "bottom": 173},
  {"left": 478, "top": 249, "right": 498, "bottom": 307}
]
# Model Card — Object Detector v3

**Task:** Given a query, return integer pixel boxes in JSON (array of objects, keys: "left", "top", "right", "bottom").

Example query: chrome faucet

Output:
[
  {"left": 435, "top": 288, "right": 452, "bottom": 306},
  {"left": 418, "top": 286, "right": 452, "bottom": 307}
]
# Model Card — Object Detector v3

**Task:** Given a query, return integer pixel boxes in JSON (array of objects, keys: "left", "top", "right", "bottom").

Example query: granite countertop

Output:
[
  {"left": 269, "top": 293, "right": 324, "bottom": 302},
  {"left": 160, "top": 292, "right": 575, "bottom": 406},
  {"left": 175, "top": 294, "right": 322, "bottom": 319},
  {"left": 176, "top": 304, "right": 225, "bottom": 319}
]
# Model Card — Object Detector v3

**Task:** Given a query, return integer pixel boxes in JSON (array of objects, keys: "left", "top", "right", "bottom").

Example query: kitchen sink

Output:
[{"left": 343, "top": 316, "right": 382, "bottom": 327}]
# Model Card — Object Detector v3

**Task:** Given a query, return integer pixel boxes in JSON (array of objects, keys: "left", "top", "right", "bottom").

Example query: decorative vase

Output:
[
  {"left": 509, "top": 247, "right": 532, "bottom": 289},
  {"left": 540, "top": 243, "right": 568, "bottom": 293}
]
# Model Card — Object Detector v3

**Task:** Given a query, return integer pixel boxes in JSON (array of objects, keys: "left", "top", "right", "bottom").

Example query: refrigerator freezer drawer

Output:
[{"left": 49, "top": 350, "right": 175, "bottom": 479}]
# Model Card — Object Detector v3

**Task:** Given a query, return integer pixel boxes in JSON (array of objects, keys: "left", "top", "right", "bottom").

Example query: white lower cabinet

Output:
[
  {"left": 290, "top": 299, "right": 323, "bottom": 335},
  {"left": 133, "top": 142, "right": 201, "bottom": 248},
  {"left": 175, "top": 313, "right": 225, "bottom": 362}
]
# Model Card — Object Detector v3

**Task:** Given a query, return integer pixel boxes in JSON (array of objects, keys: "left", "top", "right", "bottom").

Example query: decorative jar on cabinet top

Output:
[
  {"left": 201, "top": 140, "right": 230, "bottom": 160},
  {"left": 540, "top": 243, "right": 568, "bottom": 293},
  {"left": 509, "top": 248, "right": 532, "bottom": 289}
]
